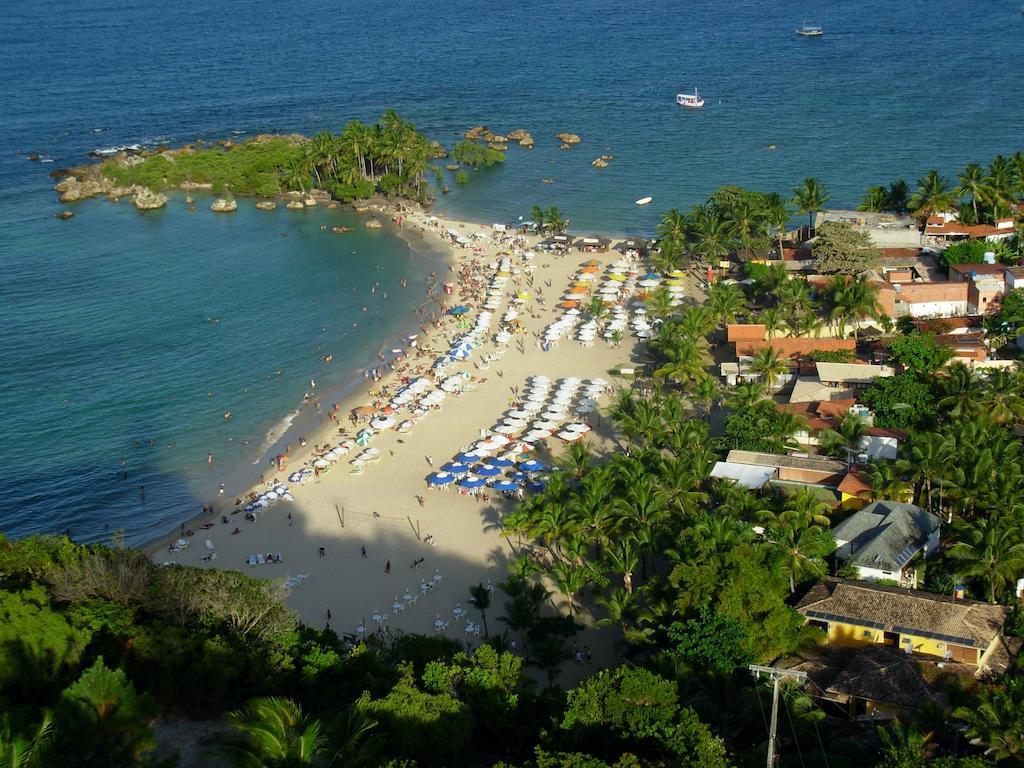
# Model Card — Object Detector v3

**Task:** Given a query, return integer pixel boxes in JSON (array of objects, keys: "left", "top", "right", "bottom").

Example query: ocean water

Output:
[{"left": 1, "top": 0, "right": 1022, "bottom": 542}]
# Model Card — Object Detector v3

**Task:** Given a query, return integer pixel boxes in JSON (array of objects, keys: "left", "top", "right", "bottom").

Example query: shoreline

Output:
[{"left": 135, "top": 198, "right": 461, "bottom": 553}]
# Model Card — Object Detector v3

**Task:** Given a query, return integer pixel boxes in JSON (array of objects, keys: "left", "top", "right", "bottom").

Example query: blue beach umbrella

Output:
[
  {"left": 527, "top": 480, "right": 547, "bottom": 493},
  {"left": 458, "top": 476, "right": 487, "bottom": 488},
  {"left": 519, "top": 459, "right": 547, "bottom": 473},
  {"left": 641, "top": 272, "right": 661, "bottom": 280},
  {"left": 491, "top": 480, "right": 520, "bottom": 492},
  {"left": 427, "top": 472, "right": 455, "bottom": 486},
  {"left": 442, "top": 462, "right": 471, "bottom": 474},
  {"left": 474, "top": 464, "right": 501, "bottom": 477},
  {"left": 490, "top": 457, "right": 514, "bottom": 468},
  {"left": 509, "top": 471, "right": 529, "bottom": 482},
  {"left": 448, "top": 305, "right": 471, "bottom": 315},
  {"left": 456, "top": 452, "right": 482, "bottom": 463}
]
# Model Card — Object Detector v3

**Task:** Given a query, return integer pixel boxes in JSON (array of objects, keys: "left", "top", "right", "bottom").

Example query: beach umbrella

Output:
[
  {"left": 567, "top": 285, "right": 588, "bottom": 294},
  {"left": 575, "top": 272, "right": 598, "bottom": 281},
  {"left": 557, "top": 430, "right": 584, "bottom": 441},
  {"left": 575, "top": 405, "right": 595, "bottom": 414},
  {"left": 490, "top": 457, "right": 514, "bottom": 468},
  {"left": 503, "top": 417, "right": 527, "bottom": 428},
  {"left": 558, "top": 300, "right": 579, "bottom": 309},
  {"left": 580, "top": 258, "right": 600, "bottom": 267},
  {"left": 506, "top": 409, "right": 532, "bottom": 419},
  {"left": 565, "top": 422, "right": 591, "bottom": 433},
  {"left": 641, "top": 272, "right": 661, "bottom": 280},
  {"left": 456, "top": 451, "right": 482, "bottom": 463},
  {"left": 493, "top": 424, "right": 518, "bottom": 435},
  {"left": 507, "top": 442, "right": 533, "bottom": 454},
  {"left": 519, "top": 459, "right": 547, "bottom": 473},
  {"left": 442, "top": 461, "right": 471, "bottom": 474},
  {"left": 355, "top": 433, "right": 373, "bottom": 446},
  {"left": 607, "top": 273, "right": 626, "bottom": 282},
  {"left": 474, "top": 464, "right": 501, "bottom": 477},
  {"left": 532, "top": 375, "right": 550, "bottom": 383},
  {"left": 638, "top": 278, "right": 660, "bottom": 288},
  {"left": 448, "top": 305, "right": 470, "bottom": 315},
  {"left": 581, "top": 264, "right": 601, "bottom": 273},
  {"left": 427, "top": 472, "right": 454, "bottom": 486},
  {"left": 370, "top": 415, "right": 396, "bottom": 429},
  {"left": 532, "top": 420, "right": 558, "bottom": 430},
  {"left": 357, "top": 428, "right": 375, "bottom": 438},
  {"left": 521, "top": 401, "right": 544, "bottom": 412},
  {"left": 527, "top": 480, "right": 547, "bottom": 493},
  {"left": 458, "top": 476, "right": 487, "bottom": 488},
  {"left": 491, "top": 480, "right": 520, "bottom": 493},
  {"left": 525, "top": 429, "right": 552, "bottom": 440},
  {"left": 312, "top": 458, "right": 329, "bottom": 468}
]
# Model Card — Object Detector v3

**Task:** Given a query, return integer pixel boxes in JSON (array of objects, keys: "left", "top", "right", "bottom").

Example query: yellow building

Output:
[{"left": 797, "top": 578, "right": 1017, "bottom": 676}]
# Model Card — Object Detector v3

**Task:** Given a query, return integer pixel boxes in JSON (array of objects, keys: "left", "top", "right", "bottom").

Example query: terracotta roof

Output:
[
  {"left": 894, "top": 282, "right": 968, "bottom": 304},
  {"left": 736, "top": 338, "right": 856, "bottom": 359},
  {"left": 837, "top": 471, "right": 872, "bottom": 497},
  {"left": 797, "top": 579, "right": 1010, "bottom": 650},
  {"left": 864, "top": 426, "right": 907, "bottom": 439},
  {"left": 775, "top": 403, "right": 833, "bottom": 431},
  {"left": 727, "top": 323, "right": 766, "bottom": 342},
  {"left": 817, "top": 398, "right": 858, "bottom": 417},
  {"left": 925, "top": 221, "right": 1014, "bottom": 238},
  {"left": 785, "top": 646, "right": 941, "bottom": 710}
]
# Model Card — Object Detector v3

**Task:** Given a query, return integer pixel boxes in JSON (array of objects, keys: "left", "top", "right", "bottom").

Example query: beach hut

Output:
[{"left": 578, "top": 236, "right": 611, "bottom": 253}]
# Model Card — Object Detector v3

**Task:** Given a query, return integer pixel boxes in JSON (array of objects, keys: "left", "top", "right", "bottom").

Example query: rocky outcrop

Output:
[
  {"left": 445, "top": 164, "right": 460, "bottom": 171},
  {"left": 465, "top": 126, "right": 488, "bottom": 140},
  {"left": 507, "top": 129, "right": 534, "bottom": 148},
  {"left": 559, "top": 143, "right": 571, "bottom": 150},
  {"left": 365, "top": 219, "right": 383, "bottom": 229},
  {"left": 332, "top": 226, "right": 353, "bottom": 234},
  {"left": 107, "top": 186, "right": 135, "bottom": 200},
  {"left": 286, "top": 201, "right": 305, "bottom": 210},
  {"left": 555, "top": 132, "right": 582, "bottom": 145},
  {"left": 352, "top": 204, "right": 370, "bottom": 213},
  {"left": 592, "top": 154, "right": 613, "bottom": 169},
  {"left": 429, "top": 141, "right": 448, "bottom": 159},
  {"left": 133, "top": 188, "right": 168, "bottom": 210},
  {"left": 519, "top": 135, "right": 534, "bottom": 148},
  {"left": 303, "top": 197, "right": 317, "bottom": 207},
  {"left": 210, "top": 198, "right": 237, "bottom": 212},
  {"left": 487, "top": 142, "right": 508, "bottom": 151},
  {"left": 56, "top": 175, "right": 114, "bottom": 202},
  {"left": 255, "top": 201, "right": 277, "bottom": 211},
  {"left": 57, "top": 210, "right": 74, "bottom": 219},
  {"left": 326, "top": 201, "right": 339, "bottom": 209}
]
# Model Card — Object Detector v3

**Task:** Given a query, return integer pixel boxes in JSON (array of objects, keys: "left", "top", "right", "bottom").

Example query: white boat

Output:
[
  {"left": 635, "top": 196, "right": 653, "bottom": 206},
  {"left": 676, "top": 89, "right": 704, "bottom": 108},
  {"left": 796, "top": 21, "right": 823, "bottom": 36}
]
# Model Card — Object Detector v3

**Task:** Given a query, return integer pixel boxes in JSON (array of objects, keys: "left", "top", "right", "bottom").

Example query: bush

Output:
[
  {"left": 451, "top": 141, "right": 505, "bottom": 168},
  {"left": 455, "top": 170, "right": 470, "bottom": 186}
]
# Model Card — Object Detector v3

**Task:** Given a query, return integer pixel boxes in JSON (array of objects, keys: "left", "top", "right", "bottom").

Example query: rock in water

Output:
[
  {"left": 210, "top": 198, "right": 237, "bottom": 213},
  {"left": 487, "top": 142, "right": 508, "bottom": 151},
  {"left": 255, "top": 201, "right": 277, "bottom": 211},
  {"left": 286, "top": 200, "right": 305, "bottom": 210},
  {"left": 519, "top": 135, "right": 534, "bottom": 148},
  {"left": 592, "top": 157, "right": 608, "bottom": 168},
  {"left": 57, "top": 210, "right": 74, "bottom": 219},
  {"left": 332, "top": 226, "right": 352, "bottom": 234},
  {"left": 465, "top": 125, "right": 488, "bottom": 140},
  {"left": 133, "top": 188, "right": 168, "bottom": 210},
  {"left": 555, "top": 132, "right": 582, "bottom": 145},
  {"left": 303, "top": 197, "right": 317, "bottom": 207},
  {"left": 365, "top": 219, "right": 383, "bottom": 229}
]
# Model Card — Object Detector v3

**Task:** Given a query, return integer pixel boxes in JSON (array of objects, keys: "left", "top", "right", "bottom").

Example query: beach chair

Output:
[{"left": 205, "top": 540, "right": 215, "bottom": 551}]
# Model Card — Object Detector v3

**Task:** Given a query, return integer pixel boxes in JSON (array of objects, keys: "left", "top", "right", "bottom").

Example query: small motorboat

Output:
[
  {"left": 676, "top": 89, "right": 705, "bottom": 108},
  {"left": 635, "top": 196, "right": 653, "bottom": 206}
]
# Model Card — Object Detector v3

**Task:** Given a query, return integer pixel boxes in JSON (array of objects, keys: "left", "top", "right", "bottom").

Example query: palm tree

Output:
[
  {"left": 550, "top": 560, "right": 589, "bottom": 616},
  {"left": 529, "top": 205, "right": 546, "bottom": 233},
  {"left": 819, "top": 414, "right": 867, "bottom": 461},
  {"left": 725, "top": 380, "right": 765, "bottom": 412},
  {"left": 603, "top": 538, "right": 639, "bottom": 593},
  {"left": 791, "top": 177, "right": 830, "bottom": 231},
  {"left": 886, "top": 179, "right": 910, "bottom": 214},
  {"left": 468, "top": 583, "right": 491, "bottom": 637},
  {"left": 215, "top": 697, "right": 327, "bottom": 767},
  {"left": 762, "top": 192, "right": 791, "bottom": 257},
  {"left": 0, "top": 711, "right": 53, "bottom": 768},
  {"left": 757, "top": 307, "right": 785, "bottom": 340},
  {"left": 690, "top": 205, "right": 737, "bottom": 266},
  {"left": 690, "top": 375, "right": 720, "bottom": 421},
  {"left": 827, "top": 274, "right": 882, "bottom": 340},
  {"left": 953, "top": 677, "right": 1024, "bottom": 763},
  {"left": 748, "top": 346, "right": 788, "bottom": 393},
  {"left": 644, "top": 286, "right": 675, "bottom": 319},
  {"left": 587, "top": 296, "right": 609, "bottom": 328},
  {"left": 908, "top": 170, "right": 955, "bottom": 219},
  {"left": 730, "top": 196, "right": 765, "bottom": 250},
  {"left": 947, "top": 513, "right": 1024, "bottom": 603},
  {"left": 706, "top": 281, "right": 746, "bottom": 326},
  {"left": 859, "top": 185, "right": 889, "bottom": 212},
  {"left": 938, "top": 362, "right": 985, "bottom": 419},
  {"left": 897, "top": 432, "right": 951, "bottom": 510},
  {"left": 876, "top": 721, "right": 937, "bottom": 768},
  {"left": 530, "top": 634, "right": 572, "bottom": 688},
  {"left": 956, "top": 162, "right": 988, "bottom": 223},
  {"left": 779, "top": 487, "right": 833, "bottom": 529},
  {"left": 676, "top": 305, "right": 716, "bottom": 340},
  {"left": 986, "top": 155, "right": 1016, "bottom": 220},
  {"left": 768, "top": 522, "right": 834, "bottom": 593},
  {"left": 863, "top": 461, "right": 909, "bottom": 502},
  {"left": 656, "top": 208, "right": 690, "bottom": 269},
  {"left": 545, "top": 206, "right": 568, "bottom": 234}
]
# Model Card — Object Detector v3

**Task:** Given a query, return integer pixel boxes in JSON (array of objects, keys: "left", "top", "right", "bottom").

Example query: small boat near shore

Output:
[
  {"left": 635, "top": 196, "right": 653, "bottom": 206},
  {"left": 676, "top": 89, "right": 705, "bottom": 108},
  {"left": 796, "top": 21, "right": 823, "bottom": 37}
]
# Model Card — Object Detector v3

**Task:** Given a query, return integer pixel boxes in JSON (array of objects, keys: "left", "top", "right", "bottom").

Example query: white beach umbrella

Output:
[
  {"left": 565, "top": 423, "right": 591, "bottom": 433},
  {"left": 494, "top": 424, "right": 518, "bottom": 434},
  {"left": 532, "top": 420, "right": 558, "bottom": 431},
  {"left": 312, "top": 458, "right": 329, "bottom": 468},
  {"left": 503, "top": 417, "right": 528, "bottom": 428}
]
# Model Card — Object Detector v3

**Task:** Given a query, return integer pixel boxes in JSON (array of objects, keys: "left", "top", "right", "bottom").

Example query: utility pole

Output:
[{"left": 749, "top": 665, "right": 808, "bottom": 768}]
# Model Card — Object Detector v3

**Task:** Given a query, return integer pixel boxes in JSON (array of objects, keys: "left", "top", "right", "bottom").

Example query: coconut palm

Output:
[
  {"left": 748, "top": 346, "right": 788, "bottom": 393},
  {"left": 791, "top": 177, "right": 830, "bottom": 231},
  {"left": 982, "top": 368, "right": 1024, "bottom": 425},
  {"left": 603, "top": 537, "right": 639, "bottom": 593},
  {"left": 938, "top": 362, "right": 985, "bottom": 419},
  {"left": 215, "top": 697, "right": 327, "bottom": 767},
  {"left": 897, "top": 432, "right": 952, "bottom": 510},
  {"left": 545, "top": 206, "right": 568, "bottom": 234},
  {"left": 762, "top": 192, "right": 791, "bottom": 256},
  {"left": 887, "top": 179, "right": 910, "bottom": 214},
  {"left": 757, "top": 307, "right": 786, "bottom": 339},
  {"left": 550, "top": 560, "right": 590, "bottom": 616},
  {"left": 767, "top": 521, "right": 834, "bottom": 593},
  {"left": 908, "top": 169, "right": 956, "bottom": 219},
  {"left": 690, "top": 375, "right": 720, "bottom": 421},
  {"left": 676, "top": 305, "right": 716, "bottom": 340},
  {"left": 947, "top": 513, "right": 1024, "bottom": 603},
  {"left": 587, "top": 296, "right": 609, "bottom": 327},
  {"left": 828, "top": 274, "right": 882, "bottom": 340},
  {"left": 986, "top": 155, "right": 1016, "bottom": 220},
  {"left": 876, "top": 721, "right": 937, "bottom": 768},
  {"left": 468, "top": 582, "right": 491, "bottom": 637},
  {"left": 690, "top": 205, "right": 737, "bottom": 265},
  {"left": 644, "top": 286, "right": 675, "bottom": 319},
  {"left": 529, "top": 205, "right": 546, "bottom": 233},
  {"left": 0, "top": 711, "right": 53, "bottom": 768},
  {"left": 725, "top": 380, "right": 766, "bottom": 412},
  {"left": 954, "top": 677, "right": 1024, "bottom": 763},
  {"left": 779, "top": 487, "right": 833, "bottom": 528},
  {"left": 730, "top": 196, "right": 766, "bottom": 250},
  {"left": 956, "top": 162, "right": 988, "bottom": 223},
  {"left": 859, "top": 185, "right": 889, "bottom": 213},
  {"left": 706, "top": 281, "right": 746, "bottom": 326},
  {"left": 656, "top": 208, "right": 691, "bottom": 268},
  {"left": 819, "top": 415, "right": 867, "bottom": 461},
  {"left": 862, "top": 461, "right": 909, "bottom": 502}
]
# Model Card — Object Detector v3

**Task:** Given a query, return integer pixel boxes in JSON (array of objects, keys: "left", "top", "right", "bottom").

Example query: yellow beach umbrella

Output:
[
  {"left": 608, "top": 273, "right": 626, "bottom": 282},
  {"left": 667, "top": 269, "right": 686, "bottom": 278}
]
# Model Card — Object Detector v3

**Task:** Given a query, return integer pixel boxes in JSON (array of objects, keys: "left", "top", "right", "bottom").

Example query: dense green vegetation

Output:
[
  {"left": 103, "top": 110, "right": 440, "bottom": 202},
  {"left": 861, "top": 152, "right": 1024, "bottom": 225},
  {"left": 451, "top": 141, "right": 506, "bottom": 169}
]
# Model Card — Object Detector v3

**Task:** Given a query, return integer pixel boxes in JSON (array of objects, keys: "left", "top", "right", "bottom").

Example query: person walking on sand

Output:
[
  {"left": 361, "top": 545, "right": 367, "bottom": 558},
  {"left": 425, "top": 455, "right": 433, "bottom": 467},
  {"left": 319, "top": 546, "right": 325, "bottom": 558},
  {"left": 385, "top": 560, "right": 391, "bottom": 574}
]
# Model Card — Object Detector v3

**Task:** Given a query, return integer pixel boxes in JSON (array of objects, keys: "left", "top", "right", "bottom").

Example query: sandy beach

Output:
[{"left": 147, "top": 206, "right": 648, "bottom": 672}]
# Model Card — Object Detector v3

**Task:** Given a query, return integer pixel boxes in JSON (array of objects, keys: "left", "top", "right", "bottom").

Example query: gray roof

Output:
[{"left": 832, "top": 501, "right": 940, "bottom": 572}]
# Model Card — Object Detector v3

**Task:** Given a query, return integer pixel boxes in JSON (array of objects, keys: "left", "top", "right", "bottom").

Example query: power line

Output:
[{"left": 749, "top": 664, "right": 808, "bottom": 768}]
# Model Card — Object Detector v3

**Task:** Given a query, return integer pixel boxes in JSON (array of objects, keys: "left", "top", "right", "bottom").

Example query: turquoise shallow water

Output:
[{"left": 1, "top": 0, "right": 1022, "bottom": 541}]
